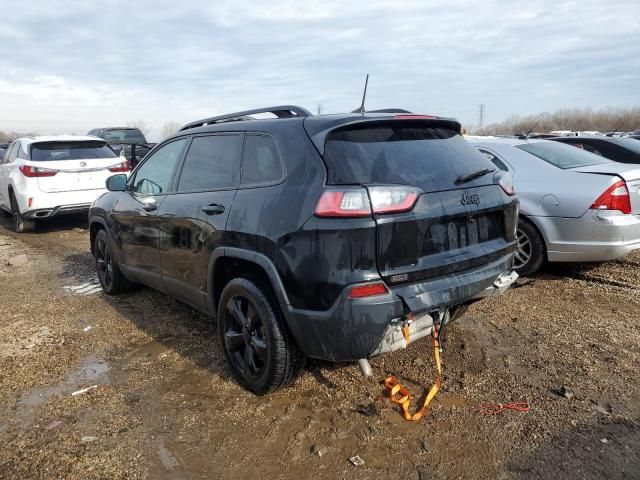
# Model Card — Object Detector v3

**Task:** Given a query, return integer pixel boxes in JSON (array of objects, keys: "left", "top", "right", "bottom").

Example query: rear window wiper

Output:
[{"left": 455, "top": 168, "right": 495, "bottom": 185}]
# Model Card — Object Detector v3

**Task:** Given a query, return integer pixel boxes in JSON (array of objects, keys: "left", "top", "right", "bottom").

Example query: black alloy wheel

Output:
[
  {"left": 222, "top": 294, "right": 268, "bottom": 380},
  {"left": 218, "top": 277, "right": 304, "bottom": 394},
  {"left": 95, "top": 235, "right": 114, "bottom": 291}
]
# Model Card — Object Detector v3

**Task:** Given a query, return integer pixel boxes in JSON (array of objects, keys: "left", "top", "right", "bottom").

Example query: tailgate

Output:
[
  {"left": 320, "top": 119, "right": 518, "bottom": 311},
  {"left": 372, "top": 184, "right": 516, "bottom": 284},
  {"left": 28, "top": 140, "right": 124, "bottom": 193},
  {"left": 36, "top": 159, "right": 120, "bottom": 193}
]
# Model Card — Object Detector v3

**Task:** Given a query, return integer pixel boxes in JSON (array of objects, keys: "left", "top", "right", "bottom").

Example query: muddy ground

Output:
[{"left": 0, "top": 213, "right": 638, "bottom": 480}]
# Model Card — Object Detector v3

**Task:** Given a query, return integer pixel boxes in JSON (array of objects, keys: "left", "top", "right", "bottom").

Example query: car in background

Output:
[
  {"left": 550, "top": 136, "right": 640, "bottom": 164},
  {"left": 0, "top": 135, "right": 130, "bottom": 232},
  {"left": 88, "top": 127, "right": 155, "bottom": 167},
  {"left": 470, "top": 138, "right": 640, "bottom": 275},
  {"left": 89, "top": 105, "right": 519, "bottom": 394}
]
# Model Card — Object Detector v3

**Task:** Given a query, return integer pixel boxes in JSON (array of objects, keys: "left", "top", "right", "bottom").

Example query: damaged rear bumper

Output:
[
  {"left": 371, "top": 270, "right": 518, "bottom": 355},
  {"left": 283, "top": 255, "right": 517, "bottom": 362}
]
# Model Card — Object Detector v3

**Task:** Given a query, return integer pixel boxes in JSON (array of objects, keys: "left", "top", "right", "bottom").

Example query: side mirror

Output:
[{"left": 106, "top": 174, "right": 128, "bottom": 192}]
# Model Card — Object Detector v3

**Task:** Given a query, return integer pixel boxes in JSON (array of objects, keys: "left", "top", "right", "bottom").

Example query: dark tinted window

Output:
[
  {"left": 479, "top": 149, "right": 509, "bottom": 171},
  {"left": 101, "top": 128, "right": 146, "bottom": 144},
  {"left": 241, "top": 134, "right": 283, "bottom": 185},
  {"left": 323, "top": 124, "right": 495, "bottom": 190},
  {"left": 30, "top": 141, "right": 117, "bottom": 161},
  {"left": 516, "top": 141, "right": 610, "bottom": 169},
  {"left": 133, "top": 139, "right": 186, "bottom": 194},
  {"left": 614, "top": 138, "right": 640, "bottom": 155},
  {"left": 177, "top": 135, "right": 241, "bottom": 191}
]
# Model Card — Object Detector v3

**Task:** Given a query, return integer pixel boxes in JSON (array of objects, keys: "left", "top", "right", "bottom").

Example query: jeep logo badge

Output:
[{"left": 460, "top": 193, "right": 480, "bottom": 206}]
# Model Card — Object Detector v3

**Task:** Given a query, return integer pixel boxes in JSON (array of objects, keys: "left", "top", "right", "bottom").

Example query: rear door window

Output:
[
  {"left": 176, "top": 134, "right": 242, "bottom": 192},
  {"left": 241, "top": 134, "right": 284, "bottom": 186},
  {"left": 323, "top": 124, "right": 495, "bottom": 191},
  {"left": 30, "top": 142, "right": 118, "bottom": 161},
  {"left": 132, "top": 138, "right": 187, "bottom": 194}
]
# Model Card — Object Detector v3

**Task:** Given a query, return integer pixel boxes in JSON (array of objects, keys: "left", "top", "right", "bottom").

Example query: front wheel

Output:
[
  {"left": 93, "top": 229, "right": 132, "bottom": 294},
  {"left": 514, "top": 218, "right": 545, "bottom": 276},
  {"left": 218, "top": 278, "right": 304, "bottom": 395}
]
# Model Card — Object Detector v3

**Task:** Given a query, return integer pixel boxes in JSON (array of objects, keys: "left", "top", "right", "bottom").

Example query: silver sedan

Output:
[{"left": 468, "top": 138, "right": 640, "bottom": 275}]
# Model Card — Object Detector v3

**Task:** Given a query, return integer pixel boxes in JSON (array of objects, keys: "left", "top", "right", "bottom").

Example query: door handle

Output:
[
  {"left": 202, "top": 204, "right": 225, "bottom": 215},
  {"left": 142, "top": 198, "right": 157, "bottom": 212}
]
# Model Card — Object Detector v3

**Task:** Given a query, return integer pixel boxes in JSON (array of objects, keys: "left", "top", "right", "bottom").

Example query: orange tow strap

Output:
[{"left": 384, "top": 323, "right": 442, "bottom": 421}]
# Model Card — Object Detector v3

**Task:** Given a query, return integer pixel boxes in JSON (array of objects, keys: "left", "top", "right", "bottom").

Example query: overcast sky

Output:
[{"left": 1, "top": 0, "right": 639, "bottom": 140}]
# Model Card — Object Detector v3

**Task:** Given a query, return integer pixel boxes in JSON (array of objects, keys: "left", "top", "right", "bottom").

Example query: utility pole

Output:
[
  {"left": 317, "top": 104, "right": 323, "bottom": 115},
  {"left": 478, "top": 104, "right": 485, "bottom": 130}
]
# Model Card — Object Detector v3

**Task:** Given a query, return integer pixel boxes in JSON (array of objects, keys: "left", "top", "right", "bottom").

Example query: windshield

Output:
[
  {"left": 323, "top": 124, "right": 495, "bottom": 190},
  {"left": 30, "top": 141, "right": 118, "bottom": 161},
  {"left": 615, "top": 138, "right": 640, "bottom": 154},
  {"left": 101, "top": 129, "right": 146, "bottom": 144},
  {"left": 516, "top": 141, "right": 610, "bottom": 169}
]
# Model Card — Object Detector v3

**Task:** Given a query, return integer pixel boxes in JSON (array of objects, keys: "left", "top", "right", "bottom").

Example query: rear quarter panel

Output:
[{"left": 483, "top": 143, "right": 612, "bottom": 219}]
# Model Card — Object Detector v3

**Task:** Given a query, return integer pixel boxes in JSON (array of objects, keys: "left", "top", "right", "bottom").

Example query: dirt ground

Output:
[{"left": 0, "top": 213, "right": 638, "bottom": 480}]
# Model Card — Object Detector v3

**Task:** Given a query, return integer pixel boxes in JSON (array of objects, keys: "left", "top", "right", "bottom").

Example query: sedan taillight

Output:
[
  {"left": 591, "top": 180, "right": 631, "bottom": 214},
  {"left": 19, "top": 165, "right": 58, "bottom": 177}
]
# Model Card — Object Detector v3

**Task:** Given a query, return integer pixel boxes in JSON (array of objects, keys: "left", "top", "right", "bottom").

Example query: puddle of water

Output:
[{"left": 2, "top": 356, "right": 110, "bottom": 432}]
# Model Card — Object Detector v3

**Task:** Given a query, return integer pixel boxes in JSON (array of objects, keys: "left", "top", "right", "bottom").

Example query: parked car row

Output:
[
  {"left": 2, "top": 106, "right": 639, "bottom": 395},
  {"left": 472, "top": 137, "right": 640, "bottom": 274}
]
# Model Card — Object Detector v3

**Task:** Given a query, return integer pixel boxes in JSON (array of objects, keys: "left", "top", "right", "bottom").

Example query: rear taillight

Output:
[
  {"left": 108, "top": 160, "right": 130, "bottom": 173},
  {"left": 314, "top": 189, "right": 371, "bottom": 217},
  {"left": 495, "top": 171, "right": 515, "bottom": 196},
  {"left": 348, "top": 282, "right": 388, "bottom": 299},
  {"left": 591, "top": 180, "right": 631, "bottom": 214},
  {"left": 19, "top": 165, "right": 58, "bottom": 177},
  {"left": 314, "top": 186, "right": 420, "bottom": 218}
]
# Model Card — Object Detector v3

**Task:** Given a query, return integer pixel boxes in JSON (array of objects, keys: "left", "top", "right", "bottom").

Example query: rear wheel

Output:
[
  {"left": 514, "top": 218, "right": 545, "bottom": 276},
  {"left": 218, "top": 277, "right": 304, "bottom": 395},
  {"left": 94, "top": 229, "right": 132, "bottom": 294},
  {"left": 9, "top": 192, "right": 35, "bottom": 233}
]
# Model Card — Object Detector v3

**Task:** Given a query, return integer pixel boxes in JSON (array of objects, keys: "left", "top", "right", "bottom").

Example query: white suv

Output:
[{"left": 0, "top": 135, "right": 130, "bottom": 232}]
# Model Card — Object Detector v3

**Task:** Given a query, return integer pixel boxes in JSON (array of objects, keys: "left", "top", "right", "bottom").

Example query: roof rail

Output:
[{"left": 180, "top": 105, "right": 312, "bottom": 131}]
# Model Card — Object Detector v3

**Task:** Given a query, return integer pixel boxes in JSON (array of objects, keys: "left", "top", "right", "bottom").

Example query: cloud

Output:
[{"left": 0, "top": 0, "right": 639, "bottom": 139}]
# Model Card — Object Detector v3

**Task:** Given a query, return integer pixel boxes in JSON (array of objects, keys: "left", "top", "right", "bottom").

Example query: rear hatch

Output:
[
  {"left": 28, "top": 140, "right": 128, "bottom": 193},
  {"left": 570, "top": 163, "right": 640, "bottom": 214},
  {"left": 320, "top": 120, "right": 518, "bottom": 303}
]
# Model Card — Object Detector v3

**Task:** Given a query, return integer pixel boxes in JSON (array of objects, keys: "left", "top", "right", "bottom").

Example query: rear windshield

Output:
[
  {"left": 30, "top": 141, "right": 118, "bottom": 161},
  {"left": 516, "top": 141, "right": 610, "bottom": 169},
  {"left": 323, "top": 124, "right": 495, "bottom": 189},
  {"left": 615, "top": 138, "right": 640, "bottom": 154},
  {"left": 101, "top": 129, "right": 146, "bottom": 144}
]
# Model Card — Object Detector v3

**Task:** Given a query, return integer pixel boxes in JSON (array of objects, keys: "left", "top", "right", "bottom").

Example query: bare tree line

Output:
[
  {"left": 473, "top": 106, "right": 640, "bottom": 136},
  {"left": 0, "top": 120, "right": 183, "bottom": 143}
]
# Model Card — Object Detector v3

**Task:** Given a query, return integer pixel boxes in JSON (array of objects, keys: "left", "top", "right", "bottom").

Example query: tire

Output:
[
  {"left": 514, "top": 218, "right": 545, "bottom": 276},
  {"left": 9, "top": 192, "right": 36, "bottom": 233},
  {"left": 93, "top": 229, "right": 132, "bottom": 294},
  {"left": 218, "top": 277, "right": 305, "bottom": 395}
]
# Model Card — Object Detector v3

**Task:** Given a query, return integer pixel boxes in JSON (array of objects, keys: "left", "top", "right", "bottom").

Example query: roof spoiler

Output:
[{"left": 180, "top": 105, "right": 312, "bottom": 131}]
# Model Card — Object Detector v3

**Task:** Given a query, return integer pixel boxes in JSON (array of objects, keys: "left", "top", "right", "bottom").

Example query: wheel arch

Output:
[
  {"left": 518, "top": 214, "right": 548, "bottom": 259},
  {"left": 208, "top": 247, "right": 291, "bottom": 317}
]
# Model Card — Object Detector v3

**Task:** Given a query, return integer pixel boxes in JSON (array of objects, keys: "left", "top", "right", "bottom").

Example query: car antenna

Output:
[{"left": 357, "top": 74, "right": 369, "bottom": 115}]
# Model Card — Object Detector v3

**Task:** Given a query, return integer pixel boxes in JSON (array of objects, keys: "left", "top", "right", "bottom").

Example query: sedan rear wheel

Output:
[{"left": 513, "top": 218, "right": 545, "bottom": 276}]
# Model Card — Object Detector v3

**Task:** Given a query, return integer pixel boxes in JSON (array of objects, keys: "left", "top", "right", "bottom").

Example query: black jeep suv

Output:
[{"left": 89, "top": 105, "right": 518, "bottom": 394}]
